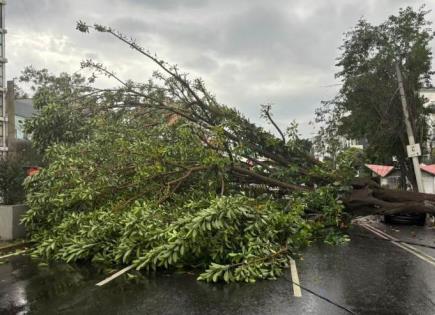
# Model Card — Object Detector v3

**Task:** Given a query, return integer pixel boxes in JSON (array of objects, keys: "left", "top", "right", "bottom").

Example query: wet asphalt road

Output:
[{"left": 0, "top": 224, "right": 434, "bottom": 315}]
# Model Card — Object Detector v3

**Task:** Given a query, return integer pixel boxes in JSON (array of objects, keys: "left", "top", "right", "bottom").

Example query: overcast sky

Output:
[{"left": 6, "top": 0, "right": 435, "bottom": 137}]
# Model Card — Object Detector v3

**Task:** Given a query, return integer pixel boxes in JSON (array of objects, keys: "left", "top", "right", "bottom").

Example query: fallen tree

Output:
[
  {"left": 21, "top": 21, "right": 434, "bottom": 284},
  {"left": 345, "top": 179, "right": 435, "bottom": 216}
]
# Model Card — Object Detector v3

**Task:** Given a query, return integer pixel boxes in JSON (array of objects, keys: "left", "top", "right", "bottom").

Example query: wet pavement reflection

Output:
[{"left": 0, "top": 225, "right": 434, "bottom": 314}]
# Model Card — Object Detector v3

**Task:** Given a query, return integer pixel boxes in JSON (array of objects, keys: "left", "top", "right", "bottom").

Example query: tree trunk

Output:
[{"left": 343, "top": 179, "right": 435, "bottom": 216}]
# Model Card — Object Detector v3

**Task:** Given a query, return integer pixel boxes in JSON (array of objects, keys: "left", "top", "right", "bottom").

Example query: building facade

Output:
[
  {"left": 0, "top": 1, "right": 6, "bottom": 157},
  {"left": 14, "top": 99, "right": 35, "bottom": 140},
  {"left": 366, "top": 163, "right": 435, "bottom": 194},
  {"left": 0, "top": 2, "right": 34, "bottom": 155},
  {"left": 421, "top": 87, "right": 435, "bottom": 158}
]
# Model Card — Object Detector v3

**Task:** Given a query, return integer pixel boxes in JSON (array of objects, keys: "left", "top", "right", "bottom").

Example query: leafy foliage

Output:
[
  {"left": 336, "top": 147, "right": 367, "bottom": 182},
  {"left": 22, "top": 21, "right": 349, "bottom": 283},
  {"left": 23, "top": 115, "right": 346, "bottom": 282},
  {"left": 20, "top": 67, "right": 104, "bottom": 154},
  {"left": 0, "top": 157, "right": 26, "bottom": 205}
]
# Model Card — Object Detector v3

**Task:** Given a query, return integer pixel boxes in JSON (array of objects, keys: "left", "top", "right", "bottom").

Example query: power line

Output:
[
  {"left": 283, "top": 276, "right": 356, "bottom": 314},
  {"left": 352, "top": 233, "right": 435, "bottom": 250}
]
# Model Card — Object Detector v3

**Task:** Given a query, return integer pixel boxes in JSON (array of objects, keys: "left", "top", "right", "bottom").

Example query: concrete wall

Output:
[
  {"left": 0, "top": 204, "right": 27, "bottom": 241},
  {"left": 380, "top": 171, "right": 402, "bottom": 190},
  {"left": 422, "top": 172, "right": 435, "bottom": 194}
]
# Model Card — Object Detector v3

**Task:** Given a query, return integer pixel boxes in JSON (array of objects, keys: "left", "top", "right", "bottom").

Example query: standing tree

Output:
[
  {"left": 19, "top": 67, "right": 96, "bottom": 154},
  {"left": 316, "top": 6, "right": 434, "bottom": 190}
]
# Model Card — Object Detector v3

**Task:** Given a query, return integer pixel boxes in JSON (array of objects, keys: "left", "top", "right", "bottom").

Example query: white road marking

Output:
[
  {"left": 359, "top": 223, "right": 435, "bottom": 267},
  {"left": 0, "top": 249, "right": 29, "bottom": 260},
  {"left": 362, "top": 223, "right": 435, "bottom": 265},
  {"left": 96, "top": 265, "right": 135, "bottom": 286},
  {"left": 289, "top": 258, "right": 302, "bottom": 297}
]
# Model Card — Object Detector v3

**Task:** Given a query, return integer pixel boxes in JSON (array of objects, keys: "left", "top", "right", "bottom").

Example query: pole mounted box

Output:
[{"left": 407, "top": 143, "right": 421, "bottom": 158}]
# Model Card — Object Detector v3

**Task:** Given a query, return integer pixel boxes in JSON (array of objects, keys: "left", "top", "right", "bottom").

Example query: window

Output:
[
  {"left": 0, "top": 63, "right": 3, "bottom": 86},
  {"left": 0, "top": 92, "right": 3, "bottom": 114},
  {"left": 387, "top": 176, "right": 401, "bottom": 190},
  {"left": 15, "top": 117, "right": 26, "bottom": 140}
]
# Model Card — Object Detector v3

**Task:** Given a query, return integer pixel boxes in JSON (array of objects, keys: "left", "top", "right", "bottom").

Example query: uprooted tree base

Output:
[
  {"left": 21, "top": 23, "right": 433, "bottom": 284},
  {"left": 344, "top": 178, "right": 435, "bottom": 216}
]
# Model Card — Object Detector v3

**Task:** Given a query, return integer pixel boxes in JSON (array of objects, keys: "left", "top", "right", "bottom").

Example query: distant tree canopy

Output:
[
  {"left": 19, "top": 67, "right": 98, "bottom": 154},
  {"left": 336, "top": 147, "right": 368, "bottom": 180},
  {"left": 316, "top": 6, "right": 434, "bottom": 189}
]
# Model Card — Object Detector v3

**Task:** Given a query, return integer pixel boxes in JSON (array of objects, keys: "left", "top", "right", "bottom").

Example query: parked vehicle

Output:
[{"left": 384, "top": 213, "right": 426, "bottom": 226}]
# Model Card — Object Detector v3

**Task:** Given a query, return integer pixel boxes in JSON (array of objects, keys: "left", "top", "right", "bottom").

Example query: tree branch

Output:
[{"left": 261, "top": 104, "right": 286, "bottom": 143}]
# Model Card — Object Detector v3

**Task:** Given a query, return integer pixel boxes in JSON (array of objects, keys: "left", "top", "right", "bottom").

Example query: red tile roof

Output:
[
  {"left": 365, "top": 164, "right": 395, "bottom": 177},
  {"left": 365, "top": 163, "right": 435, "bottom": 177},
  {"left": 420, "top": 164, "right": 435, "bottom": 176}
]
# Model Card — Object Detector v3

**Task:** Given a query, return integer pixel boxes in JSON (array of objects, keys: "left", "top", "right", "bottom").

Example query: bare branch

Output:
[{"left": 261, "top": 104, "right": 286, "bottom": 143}]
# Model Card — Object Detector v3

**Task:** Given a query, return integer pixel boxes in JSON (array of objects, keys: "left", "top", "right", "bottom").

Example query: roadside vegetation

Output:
[{"left": 0, "top": 142, "right": 40, "bottom": 205}]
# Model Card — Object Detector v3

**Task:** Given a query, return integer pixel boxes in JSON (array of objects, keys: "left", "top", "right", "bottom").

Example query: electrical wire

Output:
[
  {"left": 352, "top": 233, "right": 435, "bottom": 250},
  {"left": 280, "top": 230, "right": 434, "bottom": 314},
  {"left": 282, "top": 275, "right": 356, "bottom": 314}
]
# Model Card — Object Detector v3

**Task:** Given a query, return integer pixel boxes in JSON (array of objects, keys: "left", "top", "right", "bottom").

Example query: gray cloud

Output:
[
  {"left": 5, "top": 0, "right": 435, "bottom": 137},
  {"left": 114, "top": 0, "right": 210, "bottom": 10}
]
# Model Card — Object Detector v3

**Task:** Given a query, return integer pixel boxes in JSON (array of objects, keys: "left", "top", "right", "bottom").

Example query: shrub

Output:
[{"left": 0, "top": 156, "right": 26, "bottom": 205}]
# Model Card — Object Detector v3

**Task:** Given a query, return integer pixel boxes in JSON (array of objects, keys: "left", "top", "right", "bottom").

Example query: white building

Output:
[
  {"left": 365, "top": 164, "right": 401, "bottom": 189},
  {"left": 420, "top": 87, "right": 435, "bottom": 156},
  {"left": 366, "top": 163, "right": 435, "bottom": 194},
  {"left": 420, "top": 164, "right": 435, "bottom": 194},
  {"left": 14, "top": 99, "right": 35, "bottom": 140}
]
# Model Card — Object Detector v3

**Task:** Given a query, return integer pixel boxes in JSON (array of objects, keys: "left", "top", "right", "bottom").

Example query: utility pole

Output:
[
  {"left": 395, "top": 62, "right": 424, "bottom": 192},
  {"left": 6, "top": 80, "right": 15, "bottom": 156}
]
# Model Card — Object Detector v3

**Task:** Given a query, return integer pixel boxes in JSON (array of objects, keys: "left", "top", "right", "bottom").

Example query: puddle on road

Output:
[
  {"left": 3, "top": 229, "right": 434, "bottom": 315},
  {"left": 1, "top": 256, "right": 206, "bottom": 314},
  {"left": 0, "top": 255, "right": 342, "bottom": 315},
  {"left": 0, "top": 256, "right": 106, "bottom": 314},
  {"left": 0, "top": 256, "right": 292, "bottom": 315}
]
